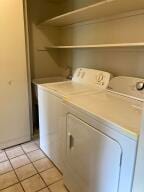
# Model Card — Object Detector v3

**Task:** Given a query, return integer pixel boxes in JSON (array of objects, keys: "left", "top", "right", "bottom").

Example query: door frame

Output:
[{"left": 23, "top": 0, "right": 33, "bottom": 137}]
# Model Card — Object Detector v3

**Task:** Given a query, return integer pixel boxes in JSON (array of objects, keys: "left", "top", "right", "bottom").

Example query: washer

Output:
[
  {"left": 63, "top": 76, "right": 144, "bottom": 192},
  {"left": 38, "top": 68, "right": 112, "bottom": 172}
]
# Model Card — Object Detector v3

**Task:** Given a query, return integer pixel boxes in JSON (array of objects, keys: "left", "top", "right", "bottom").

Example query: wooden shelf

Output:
[
  {"left": 38, "top": 43, "right": 144, "bottom": 50},
  {"left": 40, "top": 0, "right": 144, "bottom": 26}
]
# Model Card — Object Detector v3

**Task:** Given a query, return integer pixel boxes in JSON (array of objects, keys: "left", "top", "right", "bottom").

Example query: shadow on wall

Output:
[
  {"left": 27, "top": 0, "right": 67, "bottom": 79},
  {"left": 27, "top": 0, "right": 62, "bottom": 24}
]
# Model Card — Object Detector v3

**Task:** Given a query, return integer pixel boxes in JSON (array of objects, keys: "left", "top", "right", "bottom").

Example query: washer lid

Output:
[
  {"left": 38, "top": 68, "right": 112, "bottom": 96},
  {"left": 38, "top": 81, "right": 102, "bottom": 96}
]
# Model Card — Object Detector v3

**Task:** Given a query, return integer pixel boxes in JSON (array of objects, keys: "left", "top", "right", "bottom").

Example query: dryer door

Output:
[{"left": 64, "top": 114, "right": 122, "bottom": 192}]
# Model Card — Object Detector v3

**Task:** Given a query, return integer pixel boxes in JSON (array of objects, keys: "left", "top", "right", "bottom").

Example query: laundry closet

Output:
[
  {"left": 0, "top": 0, "right": 144, "bottom": 191},
  {"left": 26, "top": 1, "right": 144, "bottom": 191}
]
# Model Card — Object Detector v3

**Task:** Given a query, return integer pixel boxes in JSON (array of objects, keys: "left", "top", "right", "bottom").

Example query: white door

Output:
[
  {"left": 0, "top": 0, "right": 30, "bottom": 148},
  {"left": 64, "top": 114, "right": 122, "bottom": 192}
]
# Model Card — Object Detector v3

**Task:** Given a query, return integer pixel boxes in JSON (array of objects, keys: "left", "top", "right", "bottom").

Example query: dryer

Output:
[
  {"left": 38, "top": 68, "right": 112, "bottom": 172},
  {"left": 64, "top": 76, "right": 144, "bottom": 192}
]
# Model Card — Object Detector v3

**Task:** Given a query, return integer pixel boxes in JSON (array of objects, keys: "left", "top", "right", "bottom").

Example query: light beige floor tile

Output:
[
  {"left": 0, "top": 149, "right": 4, "bottom": 153},
  {"left": 0, "top": 183, "right": 24, "bottom": 192},
  {"left": 6, "top": 146, "right": 24, "bottom": 159},
  {"left": 34, "top": 139, "right": 40, "bottom": 147},
  {"left": 0, "top": 161, "right": 13, "bottom": 175},
  {"left": 22, "top": 142, "right": 39, "bottom": 153},
  {"left": 49, "top": 180, "right": 68, "bottom": 192},
  {"left": 39, "top": 188, "right": 50, "bottom": 192},
  {"left": 0, "top": 171, "right": 18, "bottom": 190},
  {"left": 40, "top": 167, "right": 62, "bottom": 186},
  {"left": 27, "top": 149, "right": 45, "bottom": 162},
  {"left": 21, "top": 174, "right": 46, "bottom": 192},
  {"left": 33, "top": 158, "right": 53, "bottom": 172},
  {"left": 0, "top": 152, "right": 8, "bottom": 163},
  {"left": 10, "top": 154, "right": 30, "bottom": 169},
  {"left": 15, "top": 163, "right": 37, "bottom": 181}
]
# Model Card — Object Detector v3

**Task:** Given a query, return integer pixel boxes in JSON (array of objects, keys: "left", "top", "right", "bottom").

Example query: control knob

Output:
[
  {"left": 136, "top": 82, "right": 144, "bottom": 91},
  {"left": 96, "top": 73, "right": 104, "bottom": 82}
]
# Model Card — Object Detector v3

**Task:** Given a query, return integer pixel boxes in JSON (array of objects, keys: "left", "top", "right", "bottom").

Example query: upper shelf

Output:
[
  {"left": 40, "top": 0, "right": 144, "bottom": 26},
  {"left": 37, "top": 43, "right": 144, "bottom": 51}
]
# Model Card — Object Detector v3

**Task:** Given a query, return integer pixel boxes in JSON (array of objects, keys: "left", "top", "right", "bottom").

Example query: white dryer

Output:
[
  {"left": 38, "top": 68, "right": 112, "bottom": 172},
  {"left": 63, "top": 76, "right": 144, "bottom": 192}
]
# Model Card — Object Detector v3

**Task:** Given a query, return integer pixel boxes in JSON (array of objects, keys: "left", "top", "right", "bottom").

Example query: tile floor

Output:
[{"left": 0, "top": 140, "right": 68, "bottom": 192}]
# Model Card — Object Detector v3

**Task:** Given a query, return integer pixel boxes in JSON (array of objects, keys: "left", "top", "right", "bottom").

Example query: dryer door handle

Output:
[{"left": 68, "top": 133, "right": 74, "bottom": 149}]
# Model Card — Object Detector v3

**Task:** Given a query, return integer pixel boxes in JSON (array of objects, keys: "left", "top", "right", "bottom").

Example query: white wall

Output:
[
  {"left": 70, "top": 48, "right": 144, "bottom": 77},
  {"left": 59, "top": 12, "right": 144, "bottom": 77}
]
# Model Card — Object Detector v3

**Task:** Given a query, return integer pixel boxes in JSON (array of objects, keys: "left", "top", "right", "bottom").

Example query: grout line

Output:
[
  {"left": 9, "top": 158, "right": 31, "bottom": 170},
  {"left": 36, "top": 186, "right": 49, "bottom": 192},
  {"left": 47, "top": 178, "right": 63, "bottom": 187},
  {"left": 0, "top": 160, "right": 9, "bottom": 164},
  {"left": 0, "top": 151, "right": 9, "bottom": 164},
  {"left": 19, "top": 144, "right": 41, "bottom": 192},
  {"left": 6, "top": 154, "right": 25, "bottom": 160},
  {"left": 0, "top": 167, "right": 13, "bottom": 177},
  {"left": 3, "top": 151, "right": 24, "bottom": 192},
  {"left": 4, "top": 141, "right": 39, "bottom": 192},
  {"left": 21, "top": 143, "right": 49, "bottom": 190},
  {"left": 29, "top": 141, "right": 65, "bottom": 188},
  {"left": 21, "top": 148, "right": 40, "bottom": 154},
  {"left": 0, "top": 140, "right": 39, "bottom": 191},
  {"left": 47, "top": 179, "right": 70, "bottom": 192},
  {"left": 32, "top": 160, "right": 54, "bottom": 174},
  {"left": 35, "top": 188, "right": 47, "bottom": 192},
  {"left": 5, "top": 147, "right": 25, "bottom": 160},
  {"left": 27, "top": 148, "right": 40, "bottom": 154},
  {"left": 0, "top": 140, "right": 67, "bottom": 192},
  {"left": 8, "top": 156, "right": 45, "bottom": 170},
  {"left": 18, "top": 172, "right": 38, "bottom": 183},
  {"left": 0, "top": 180, "right": 19, "bottom": 191},
  {"left": 35, "top": 147, "right": 63, "bottom": 176},
  {"left": 22, "top": 143, "right": 64, "bottom": 190},
  {"left": 6, "top": 153, "right": 25, "bottom": 161},
  {"left": 27, "top": 155, "right": 47, "bottom": 163},
  {"left": 20, "top": 183, "right": 26, "bottom": 192},
  {"left": 34, "top": 142, "right": 69, "bottom": 191},
  {"left": 4, "top": 144, "right": 22, "bottom": 151},
  {"left": 15, "top": 163, "right": 38, "bottom": 182}
]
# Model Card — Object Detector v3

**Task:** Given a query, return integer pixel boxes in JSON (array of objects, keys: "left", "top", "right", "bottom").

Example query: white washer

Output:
[
  {"left": 63, "top": 76, "right": 144, "bottom": 192},
  {"left": 38, "top": 68, "right": 112, "bottom": 172}
]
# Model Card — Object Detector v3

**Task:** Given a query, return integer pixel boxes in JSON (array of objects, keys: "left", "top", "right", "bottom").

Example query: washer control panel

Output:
[{"left": 72, "top": 68, "right": 112, "bottom": 89}]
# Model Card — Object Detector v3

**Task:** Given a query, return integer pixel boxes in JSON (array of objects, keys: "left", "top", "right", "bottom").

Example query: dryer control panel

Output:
[
  {"left": 72, "top": 68, "right": 112, "bottom": 89},
  {"left": 108, "top": 76, "right": 144, "bottom": 100}
]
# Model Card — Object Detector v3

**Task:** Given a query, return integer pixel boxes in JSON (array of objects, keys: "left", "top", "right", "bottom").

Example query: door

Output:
[
  {"left": 64, "top": 114, "right": 122, "bottom": 192},
  {"left": 0, "top": 0, "right": 30, "bottom": 148}
]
